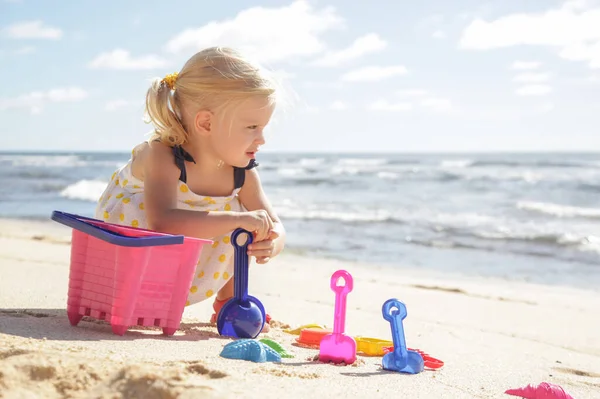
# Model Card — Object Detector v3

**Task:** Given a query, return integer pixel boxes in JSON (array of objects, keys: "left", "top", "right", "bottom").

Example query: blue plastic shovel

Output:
[
  {"left": 217, "top": 228, "right": 266, "bottom": 338},
  {"left": 381, "top": 298, "right": 424, "bottom": 374}
]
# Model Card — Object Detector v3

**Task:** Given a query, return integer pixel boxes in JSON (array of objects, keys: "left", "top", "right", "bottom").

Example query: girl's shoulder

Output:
[{"left": 130, "top": 140, "right": 178, "bottom": 183}]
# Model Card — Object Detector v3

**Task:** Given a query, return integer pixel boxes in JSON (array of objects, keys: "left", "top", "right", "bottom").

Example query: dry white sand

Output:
[{"left": 1, "top": 218, "right": 599, "bottom": 398}]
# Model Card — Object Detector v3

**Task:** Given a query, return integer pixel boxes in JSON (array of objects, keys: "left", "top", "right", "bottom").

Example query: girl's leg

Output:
[{"left": 216, "top": 277, "right": 234, "bottom": 300}]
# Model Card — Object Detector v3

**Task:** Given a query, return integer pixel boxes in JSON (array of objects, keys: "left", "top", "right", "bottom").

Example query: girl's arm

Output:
[
  {"left": 238, "top": 167, "right": 286, "bottom": 259},
  {"left": 142, "top": 142, "right": 268, "bottom": 239}
]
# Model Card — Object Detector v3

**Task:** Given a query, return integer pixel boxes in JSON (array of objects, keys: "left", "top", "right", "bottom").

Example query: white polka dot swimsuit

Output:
[{"left": 94, "top": 143, "right": 257, "bottom": 306}]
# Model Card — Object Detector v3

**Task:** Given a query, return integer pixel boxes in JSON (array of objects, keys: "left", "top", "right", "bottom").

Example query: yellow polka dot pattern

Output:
[{"left": 95, "top": 161, "right": 243, "bottom": 309}]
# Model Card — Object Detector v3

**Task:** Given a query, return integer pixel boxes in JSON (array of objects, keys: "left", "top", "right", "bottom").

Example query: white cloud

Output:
[
  {"left": 105, "top": 99, "right": 137, "bottom": 112},
  {"left": 511, "top": 61, "right": 542, "bottom": 70},
  {"left": 340, "top": 65, "right": 408, "bottom": 82},
  {"left": 420, "top": 97, "right": 452, "bottom": 111},
  {"left": 459, "top": 1, "right": 600, "bottom": 69},
  {"left": 432, "top": 30, "right": 446, "bottom": 39},
  {"left": 14, "top": 46, "right": 35, "bottom": 55},
  {"left": 559, "top": 41, "right": 600, "bottom": 68},
  {"left": 330, "top": 100, "right": 347, "bottom": 110},
  {"left": 0, "top": 87, "right": 88, "bottom": 114},
  {"left": 3, "top": 20, "right": 62, "bottom": 39},
  {"left": 164, "top": 0, "right": 344, "bottom": 64},
  {"left": 513, "top": 72, "right": 552, "bottom": 83},
  {"left": 515, "top": 84, "right": 553, "bottom": 96},
  {"left": 310, "top": 33, "right": 387, "bottom": 67},
  {"left": 368, "top": 100, "right": 412, "bottom": 111},
  {"left": 536, "top": 102, "right": 555, "bottom": 113},
  {"left": 396, "top": 89, "right": 428, "bottom": 96},
  {"left": 88, "top": 49, "right": 169, "bottom": 70}
]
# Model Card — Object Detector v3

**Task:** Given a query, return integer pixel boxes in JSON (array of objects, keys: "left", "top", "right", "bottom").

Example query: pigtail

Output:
[{"left": 144, "top": 74, "right": 189, "bottom": 146}]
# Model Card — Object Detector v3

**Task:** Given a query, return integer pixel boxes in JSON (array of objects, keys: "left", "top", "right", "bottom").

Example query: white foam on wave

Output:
[
  {"left": 60, "top": 179, "right": 108, "bottom": 202},
  {"left": 517, "top": 201, "right": 600, "bottom": 219},
  {"left": 274, "top": 199, "right": 599, "bottom": 254},
  {"left": 0, "top": 154, "right": 87, "bottom": 168},
  {"left": 377, "top": 171, "right": 398, "bottom": 180},
  {"left": 299, "top": 158, "right": 325, "bottom": 166},
  {"left": 337, "top": 157, "right": 387, "bottom": 166},
  {"left": 440, "top": 159, "right": 473, "bottom": 168},
  {"left": 277, "top": 167, "right": 306, "bottom": 176}
]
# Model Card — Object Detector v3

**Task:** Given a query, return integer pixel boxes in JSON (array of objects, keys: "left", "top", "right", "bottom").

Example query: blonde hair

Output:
[{"left": 144, "top": 47, "right": 278, "bottom": 146}]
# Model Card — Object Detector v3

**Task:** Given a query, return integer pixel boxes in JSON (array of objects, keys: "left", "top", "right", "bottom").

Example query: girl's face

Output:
[{"left": 209, "top": 96, "right": 275, "bottom": 168}]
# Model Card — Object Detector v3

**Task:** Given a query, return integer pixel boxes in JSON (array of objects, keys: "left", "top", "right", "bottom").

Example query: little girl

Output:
[{"left": 95, "top": 47, "right": 285, "bottom": 330}]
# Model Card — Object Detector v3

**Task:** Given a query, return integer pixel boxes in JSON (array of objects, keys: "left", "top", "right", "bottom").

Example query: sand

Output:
[{"left": 1, "top": 218, "right": 599, "bottom": 399}]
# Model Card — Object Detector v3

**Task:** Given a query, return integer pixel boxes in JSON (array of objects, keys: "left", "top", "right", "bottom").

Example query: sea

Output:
[{"left": 1, "top": 151, "right": 599, "bottom": 290}]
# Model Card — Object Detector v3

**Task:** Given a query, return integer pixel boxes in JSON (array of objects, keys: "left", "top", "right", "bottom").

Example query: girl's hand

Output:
[
  {"left": 248, "top": 229, "right": 280, "bottom": 264},
  {"left": 239, "top": 210, "right": 274, "bottom": 242}
]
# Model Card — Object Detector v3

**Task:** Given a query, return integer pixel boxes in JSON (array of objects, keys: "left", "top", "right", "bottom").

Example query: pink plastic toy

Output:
[
  {"left": 319, "top": 269, "right": 357, "bottom": 364},
  {"left": 52, "top": 211, "right": 212, "bottom": 336},
  {"left": 505, "top": 382, "right": 574, "bottom": 399}
]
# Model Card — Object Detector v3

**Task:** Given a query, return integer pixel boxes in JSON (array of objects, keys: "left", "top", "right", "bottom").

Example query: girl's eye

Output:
[{"left": 247, "top": 125, "right": 258, "bottom": 130}]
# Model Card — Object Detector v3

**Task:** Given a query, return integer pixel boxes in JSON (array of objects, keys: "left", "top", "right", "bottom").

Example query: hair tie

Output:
[{"left": 161, "top": 72, "right": 178, "bottom": 90}]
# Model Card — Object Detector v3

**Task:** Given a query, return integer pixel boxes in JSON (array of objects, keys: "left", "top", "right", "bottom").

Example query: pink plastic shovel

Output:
[{"left": 319, "top": 269, "right": 357, "bottom": 364}]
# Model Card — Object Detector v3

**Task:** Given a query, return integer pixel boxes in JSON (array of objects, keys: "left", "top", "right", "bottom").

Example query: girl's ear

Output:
[{"left": 193, "top": 109, "right": 213, "bottom": 136}]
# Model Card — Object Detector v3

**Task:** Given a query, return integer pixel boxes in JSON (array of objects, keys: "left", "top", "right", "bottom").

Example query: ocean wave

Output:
[
  {"left": 470, "top": 159, "right": 600, "bottom": 169},
  {"left": 0, "top": 154, "right": 125, "bottom": 169},
  {"left": 265, "top": 161, "right": 600, "bottom": 186},
  {"left": 406, "top": 235, "right": 600, "bottom": 263},
  {"left": 440, "top": 159, "right": 473, "bottom": 168},
  {"left": 516, "top": 201, "right": 600, "bottom": 219},
  {"left": 337, "top": 157, "right": 388, "bottom": 166},
  {"left": 0, "top": 154, "right": 87, "bottom": 168},
  {"left": 59, "top": 179, "right": 108, "bottom": 202},
  {"left": 276, "top": 204, "right": 600, "bottom": 255}
]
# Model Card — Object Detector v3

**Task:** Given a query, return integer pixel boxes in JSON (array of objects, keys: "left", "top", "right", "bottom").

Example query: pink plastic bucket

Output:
[{"left": 52, "top": 211, "right": 212, "bottom": 336}]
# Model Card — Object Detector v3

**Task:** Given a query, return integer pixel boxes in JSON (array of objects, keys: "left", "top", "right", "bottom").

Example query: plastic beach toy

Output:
[
  {"left": 51, "top": 211, "right": 211, "bottom": 336},
  {"left": 355, "top": 337, "right": 393, "bottom": 356},
  {"left": 383, "top": 346, "right": 444, "bottom": 369},
  {"left": 259, "top": 338, "right": 295, "bottom": 358},
  {"left": 319, "top": 270, "right": 357, "bottom": 364},
  {"left": 220, "top": 339, "right": 281, "bottom": 363},
  {"left": 217, "top": 228, "right": 266, "bottom": 339},
  {"left": 505, "top": 382, "right": 574, "bottom": 399},
  {"left": 284, "top": 324, "right": 326, "bottom": 335},
  {"left": 296, "top": 327, "right": 333, "bottom": 348},
  {"left": 381, "top": 298, "right": 424, "bottom": 374}
]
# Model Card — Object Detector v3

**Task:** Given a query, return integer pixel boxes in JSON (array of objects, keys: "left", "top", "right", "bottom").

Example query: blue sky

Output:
[{"left": 1, "top": 0, "right": 599, "bottom": 153}]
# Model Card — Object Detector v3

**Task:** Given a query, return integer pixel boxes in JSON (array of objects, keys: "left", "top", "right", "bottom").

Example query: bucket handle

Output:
[{"left": 51, "top": 210, "right": 184, "bottom": 247}]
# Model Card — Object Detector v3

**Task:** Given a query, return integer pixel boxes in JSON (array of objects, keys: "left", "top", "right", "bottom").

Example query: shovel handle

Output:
[
  {"left": 330, "top": 270, "right": 353, "bottom": 335},
  {"left": 231, "top": 228, "right": 253, "bottom": 301},
  {"left": 382, "top": 298, "right": 409, "bottom": 361}
]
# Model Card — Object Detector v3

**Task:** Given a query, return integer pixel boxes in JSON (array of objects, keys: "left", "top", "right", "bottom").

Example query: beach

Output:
[{"left": 1, "top": 218, "right": 599, "bottom": 399}]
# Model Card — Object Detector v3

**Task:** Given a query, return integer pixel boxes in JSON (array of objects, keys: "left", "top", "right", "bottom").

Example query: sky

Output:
[{"left": 0, "top": 0, "right": 599, "bottom": 153}]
